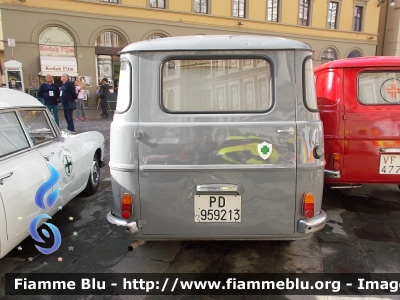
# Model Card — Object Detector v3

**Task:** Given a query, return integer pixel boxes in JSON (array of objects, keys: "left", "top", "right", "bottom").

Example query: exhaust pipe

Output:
[{"left": 128, "top": 240, "right": 146, "bottom": 251}]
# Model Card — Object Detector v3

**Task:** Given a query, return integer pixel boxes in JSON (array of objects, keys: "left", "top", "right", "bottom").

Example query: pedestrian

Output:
[
  {"left": 75, "top": 78, "right": 87, "bottom": 121},
  {"left": 38, "top": 74, "right": 60, "bottom": 126},
  {"left": 98, "top": 78, "right": 109, "bottom": 117},
  {"left": 60, "top": 73, "right": 78, "bottom": 133}
]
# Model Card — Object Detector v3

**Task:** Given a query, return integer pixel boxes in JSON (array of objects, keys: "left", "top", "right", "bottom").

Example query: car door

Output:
[
  {"left": 18, "top": 109, "right": 83, "bottom": 204},
  {"left": 0, "top": 110, "right": 51, "bottom": 255},
  {"left": 137, "top": 51, "right": 297, "bottom": 236}
]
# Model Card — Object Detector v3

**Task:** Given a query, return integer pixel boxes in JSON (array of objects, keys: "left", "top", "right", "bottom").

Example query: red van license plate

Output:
[
  {"left": 194, "top": 195, "right": 241, "bottom": 222},
  {"left": 379, "top": 155, "right": 400, "bottom": 174}
]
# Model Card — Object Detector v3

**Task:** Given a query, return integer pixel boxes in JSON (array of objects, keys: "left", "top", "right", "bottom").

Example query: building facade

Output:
[
  {"left": 0, "top": 0, "right": 381, "bottom": 105},
  {"left": 377, "top": 0, "right": 400, "bottom": 56}
]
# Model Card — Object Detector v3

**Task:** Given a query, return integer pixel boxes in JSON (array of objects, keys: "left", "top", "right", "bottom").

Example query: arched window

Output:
[
  {"left": 95, "top": 31, "right": 126, "bottom": 48},
  {"left": 321, "top": 48, "right": 338, "bottom": 64},
  {"left": 148, "top": 34, "right": 167, "bottom": 40},
  {"left": 95, "top": 31, "right": 127, "bottom": 92},
  {"left": 347, "top": 50, "right": 362, "bottom": 58}
]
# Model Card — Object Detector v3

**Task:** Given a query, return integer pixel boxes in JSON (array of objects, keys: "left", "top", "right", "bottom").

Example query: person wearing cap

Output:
[
  {"left": 60, "top": 73, "right": 78, "bottom": 133},
  {"left": 98, "top": 77, "right": 109, "bottom": 117}
]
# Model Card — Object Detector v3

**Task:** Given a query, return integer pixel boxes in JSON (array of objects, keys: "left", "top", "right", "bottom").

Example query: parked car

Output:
[
  {"left": 107, "top": 35, "right": 326, "bottom": 244},
  {"left": 315, "top": 56, "right": 400, "bottom": 189},
  {"left": 0, "top": 89, "right": 105, "bottom": 258}
]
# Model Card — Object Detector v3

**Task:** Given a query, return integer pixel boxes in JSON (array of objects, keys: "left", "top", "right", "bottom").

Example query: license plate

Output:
[
  {"left": 194, "top": 195, "right": 241, "bottom": 222},
  {"left": 379, "top": 154, "right": 400, "bottom": 174}
]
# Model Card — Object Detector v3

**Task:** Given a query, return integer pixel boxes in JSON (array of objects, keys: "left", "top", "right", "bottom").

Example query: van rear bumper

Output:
[
  {"left": 297, "top": 210, "right": 327, "bottom": 233},
  {"left": 107, "top": 211, "right": 139, "bottom": 234},
  {"left": 107, "top": 210, "right": 327, "bottom": 238}
]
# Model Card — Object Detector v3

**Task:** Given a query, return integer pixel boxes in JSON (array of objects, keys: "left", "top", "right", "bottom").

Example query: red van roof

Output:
[{"left": 314, "top": 56, "right": 400, "bottom": 72}]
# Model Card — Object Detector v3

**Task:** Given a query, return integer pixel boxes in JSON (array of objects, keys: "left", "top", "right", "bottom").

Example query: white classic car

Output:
[{"left": 0, "top": 89, "right": 105, "bottom": 258}]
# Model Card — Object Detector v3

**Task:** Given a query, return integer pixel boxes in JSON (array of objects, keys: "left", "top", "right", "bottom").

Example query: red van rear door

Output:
[{"left": 343, "top": 68, "right": 400, "bottom": 184}]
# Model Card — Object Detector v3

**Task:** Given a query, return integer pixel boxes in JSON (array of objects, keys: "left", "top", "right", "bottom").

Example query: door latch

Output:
[{"left": 134, "top": 130, "right": 144, "bottom": 140}]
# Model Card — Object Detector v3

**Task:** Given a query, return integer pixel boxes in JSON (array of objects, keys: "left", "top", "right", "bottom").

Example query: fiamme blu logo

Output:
[{"left": 28, "top": 164, "right": 62, "bottom": 255}]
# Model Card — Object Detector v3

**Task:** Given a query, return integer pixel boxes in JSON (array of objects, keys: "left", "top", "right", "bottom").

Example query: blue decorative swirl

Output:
[
  {"left": 35, "top": 165, "right": 60, "bottom": 210},
  {"left": 29, "top": 214, "right": 62, "bottom": 255}
]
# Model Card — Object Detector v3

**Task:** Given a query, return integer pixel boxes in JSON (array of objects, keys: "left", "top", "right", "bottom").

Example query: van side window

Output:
[
  {"left": 162, "top": 58, "right": 272, "bottom": 112},
  {"left": 115, "top": 61, "right": 131, "bottom": 113},
  {"left": 358, "top": 72, "right": 400, "bottom": 105},
  {"left": 303, "top": 58, "right": 318, "bottom": 112}
]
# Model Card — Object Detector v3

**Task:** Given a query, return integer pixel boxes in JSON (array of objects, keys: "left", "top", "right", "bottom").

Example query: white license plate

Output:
[
  {"left": 379, "top": 154, "right": 400, "bottom": 174},
  {"left": 194, "top": 195, "right": 241, "bottom": 222}
]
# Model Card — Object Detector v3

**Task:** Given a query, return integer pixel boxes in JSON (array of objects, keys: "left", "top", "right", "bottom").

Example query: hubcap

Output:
[{"left": 91, "top": 159, "right": 99, "bottom": 186}]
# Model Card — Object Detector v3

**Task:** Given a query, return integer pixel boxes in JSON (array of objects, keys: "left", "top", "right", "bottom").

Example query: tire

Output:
[{"left": 82, "top": 153, "right": 100, "bottom": 196}]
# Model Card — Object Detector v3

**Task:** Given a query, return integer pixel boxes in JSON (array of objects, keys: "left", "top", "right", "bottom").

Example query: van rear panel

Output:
[{"left": 108, "top": 36, "right": 326, "bottom": 240}]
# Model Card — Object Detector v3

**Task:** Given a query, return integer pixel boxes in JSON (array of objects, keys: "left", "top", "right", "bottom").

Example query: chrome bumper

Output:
[
  {"left": 298, "top": 210, "right": 327, "bottom": 234},
  {"left": 107, "top": 210, "right": 326, "bottom": 237},
  {"left": 107, "top": 211, "right": 139, "bottom": 234},
  {"left": 325, "top": 169, "right": 340, "bottom": 179}
]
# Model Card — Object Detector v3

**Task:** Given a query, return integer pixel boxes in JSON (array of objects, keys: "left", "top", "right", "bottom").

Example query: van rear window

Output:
[
  {"left": 359, "top": 72, "right": 400, "bottom": 104},
  {"left": 161, "top": 59, "right": 272, "bottom": 112}
]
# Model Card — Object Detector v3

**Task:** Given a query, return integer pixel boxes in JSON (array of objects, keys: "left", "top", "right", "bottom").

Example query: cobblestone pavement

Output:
[{"left": 1, "top": 107, "right": 400, "bottom": 299}]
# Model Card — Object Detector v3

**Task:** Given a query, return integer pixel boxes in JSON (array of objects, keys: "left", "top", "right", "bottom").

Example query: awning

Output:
[{"left": 39, "top": 56, "right": 79, "bottom": 77}]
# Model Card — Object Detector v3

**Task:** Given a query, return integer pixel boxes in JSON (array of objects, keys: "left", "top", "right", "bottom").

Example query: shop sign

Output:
[
  {"left": 39, "top": 45, "right": 75, "bottom": 57},
  {"left": 43, "top": 64, "right": 77, "bottom": 73}
]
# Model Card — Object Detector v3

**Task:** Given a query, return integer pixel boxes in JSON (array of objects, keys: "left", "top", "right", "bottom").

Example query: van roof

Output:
[
  {"left": 314, "top": 56, "right": 400, "bottom": 71},
  {"left": 120, "top": 35, "right": 311, "bottom": 53}
]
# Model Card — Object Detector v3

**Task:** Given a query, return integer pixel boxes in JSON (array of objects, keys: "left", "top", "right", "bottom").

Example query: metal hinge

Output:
[
  {"left": 138, "top": 220, "right": 146, "bottom": 228},
  {"left": 134, "top": 130, "right": 144, "bottom": 139}
]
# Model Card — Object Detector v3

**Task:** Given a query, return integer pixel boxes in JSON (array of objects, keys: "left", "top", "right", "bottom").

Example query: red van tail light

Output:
[
  {"left": 302, "top": 192, "right": 314, "bottom": 218},
  {"left": 333, "top": 153, "right": 340, "bottom": 170},
  {"left": 121, "top": 193, "right": 133, "bottom": 219}
]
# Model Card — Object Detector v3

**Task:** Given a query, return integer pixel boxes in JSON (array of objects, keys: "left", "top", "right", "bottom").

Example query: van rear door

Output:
[{"left": 137, "top": 51, "right": 297, "bottom": 237}]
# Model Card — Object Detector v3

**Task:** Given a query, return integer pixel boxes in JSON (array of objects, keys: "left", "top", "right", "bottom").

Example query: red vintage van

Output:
[{"left": 315, "top": 56, "right": 400, "bottom": 189}]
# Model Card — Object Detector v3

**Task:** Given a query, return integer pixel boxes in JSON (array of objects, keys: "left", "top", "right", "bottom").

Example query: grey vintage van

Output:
[{"left": 107, "top": 35, "right": 326, "bottom": 242}]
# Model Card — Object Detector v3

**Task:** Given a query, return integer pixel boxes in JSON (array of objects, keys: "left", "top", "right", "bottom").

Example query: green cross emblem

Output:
[
  {"left": 261, "top": 145, "right": 270, "bottom": 155},
  {"left": 63, "top": 155, "right": 73, "bottom": 176},
  {"left": 258, "top": 142, "right": 272, "bottom": 160}
]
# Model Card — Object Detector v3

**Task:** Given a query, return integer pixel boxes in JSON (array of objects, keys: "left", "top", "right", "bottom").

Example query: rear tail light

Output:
[
  {"left": 302, "top": 192, "right": 314, "bottom": 218},
  {"left": 121, "top": 193, "right": 132, "bottom": 219},
  {"left": 333, "top": 153, "right": 340, "bottom": 170}
]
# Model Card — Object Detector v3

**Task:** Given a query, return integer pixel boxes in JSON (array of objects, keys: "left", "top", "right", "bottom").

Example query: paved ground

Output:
[{"left": 1, "top": 107, "right": 400, "bottom": 299}]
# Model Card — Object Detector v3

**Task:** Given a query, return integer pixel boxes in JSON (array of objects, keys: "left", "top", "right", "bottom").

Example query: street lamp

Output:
[{"left": 378, "top": 0, "right": 396, "bottom": 7}]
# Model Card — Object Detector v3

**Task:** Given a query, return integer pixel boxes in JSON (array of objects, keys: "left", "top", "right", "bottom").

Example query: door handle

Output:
[
  {"left": 0, "top": 172, "right": 13, "bottom": 185},
  {"left": 277, "top": 127, "right": 295, "bottom": 135},
  {"left": 43, "top": 152, "right": 54, "bottom": 161}
]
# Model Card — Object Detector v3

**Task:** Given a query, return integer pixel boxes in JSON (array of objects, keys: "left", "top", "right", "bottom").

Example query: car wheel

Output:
[{"left": 82, "top": 153, "right": 100, "bottom": 196}]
